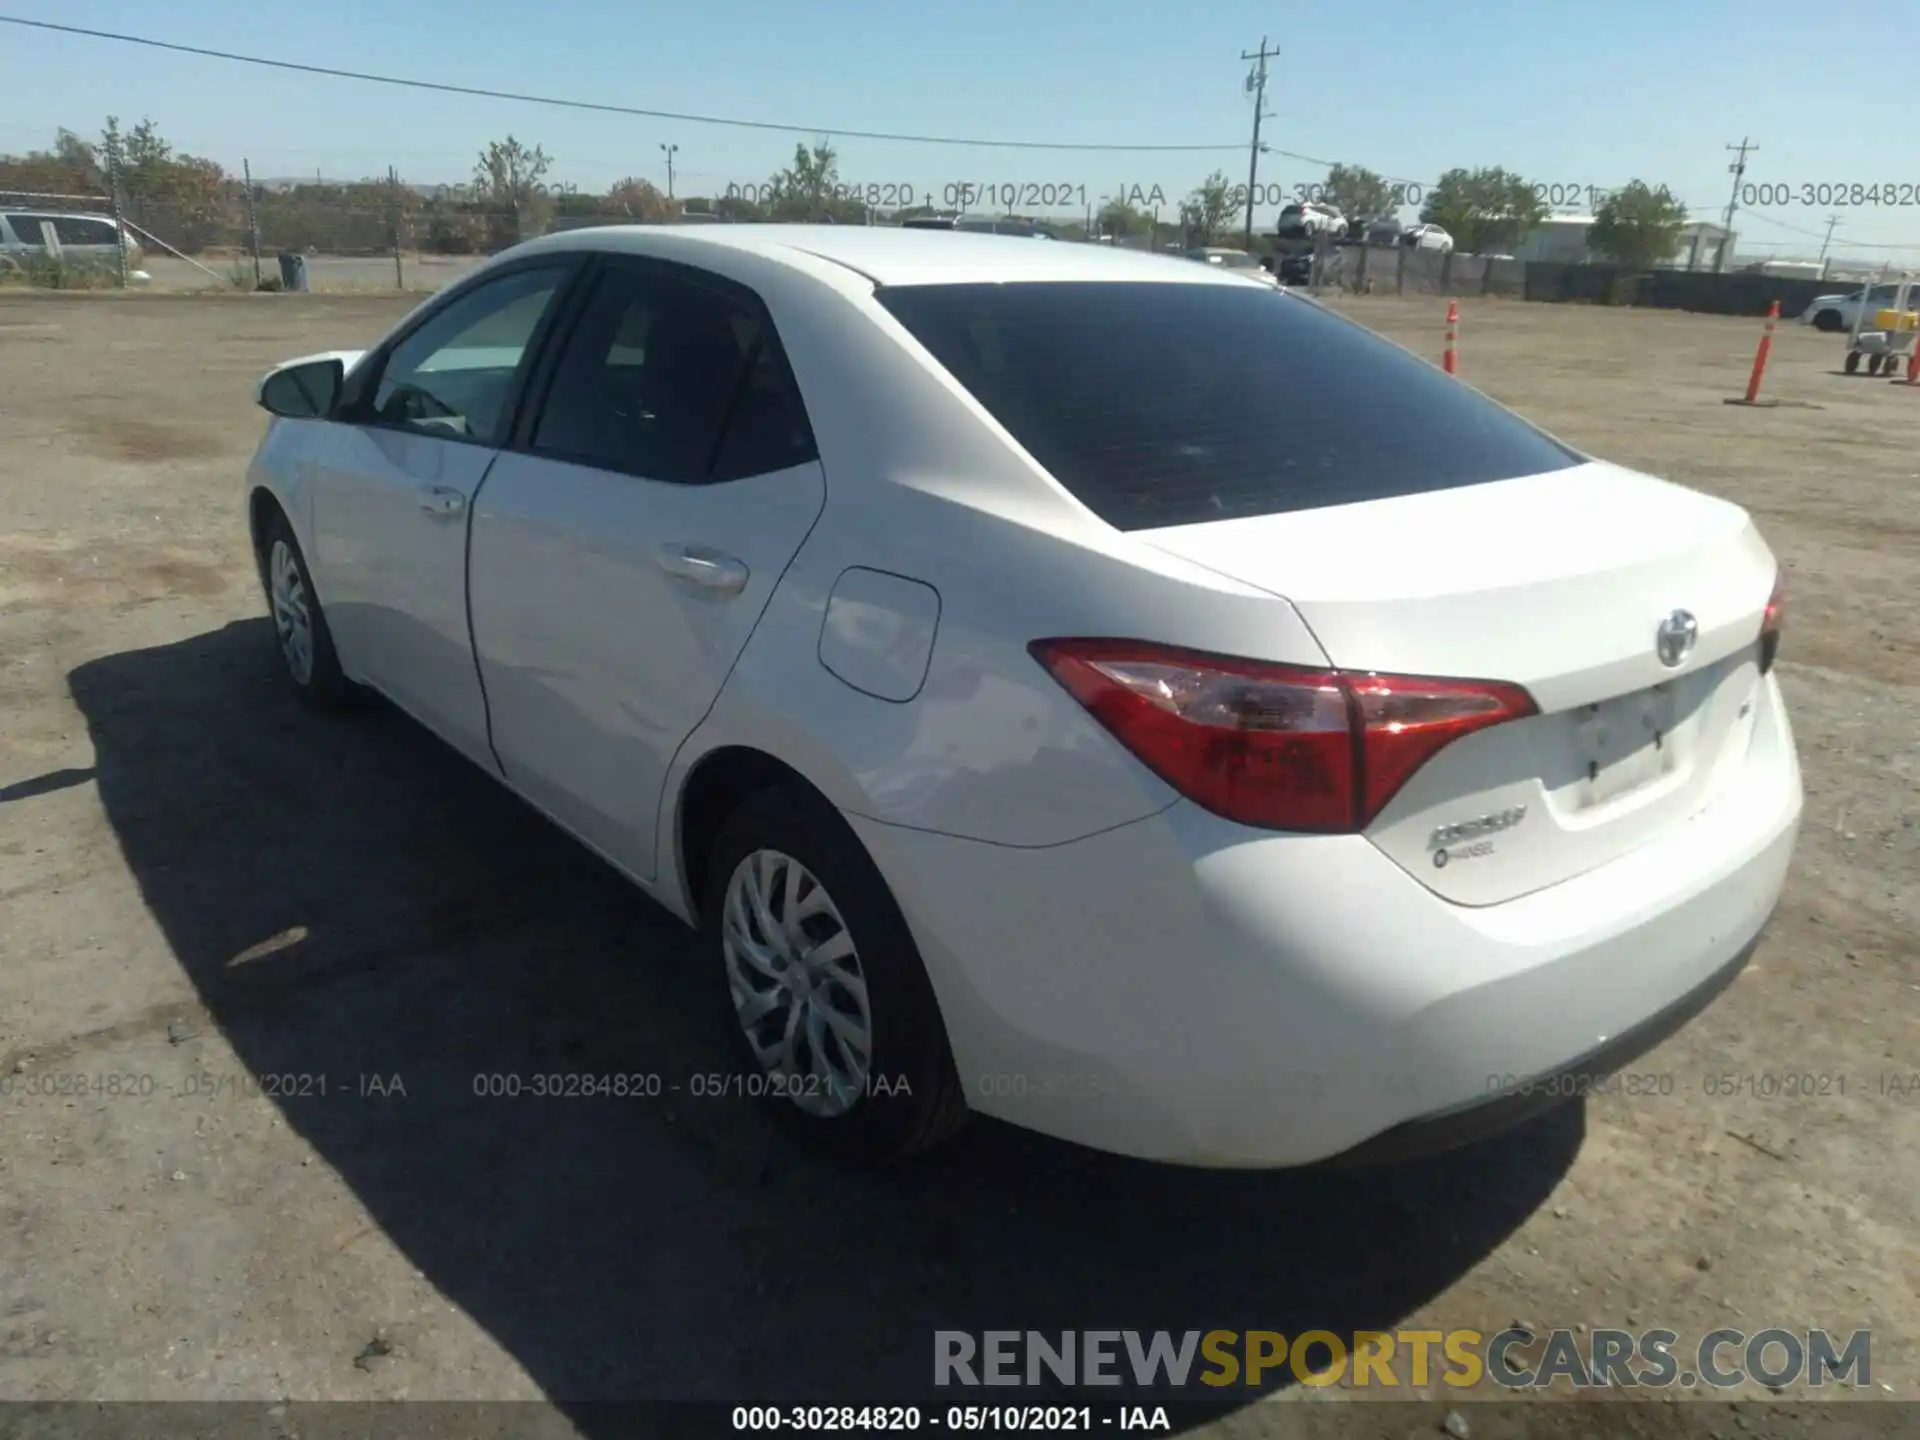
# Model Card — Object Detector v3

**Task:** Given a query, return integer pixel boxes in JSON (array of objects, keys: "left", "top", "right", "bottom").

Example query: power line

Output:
[
  {"left": 0, "top": 14, "right": 1244, "bottom": 154},
  {"left": 1735, "top": 207, "right": 1913, "bottom": 249}
]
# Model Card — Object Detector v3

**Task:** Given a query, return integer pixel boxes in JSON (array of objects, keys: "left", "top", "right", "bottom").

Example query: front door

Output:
[
  {"left": 308, "top": 262, "right": 574, "bottom": 766},
  {"left": 469, "top": 258, "right": 826, "bottom": 880}
]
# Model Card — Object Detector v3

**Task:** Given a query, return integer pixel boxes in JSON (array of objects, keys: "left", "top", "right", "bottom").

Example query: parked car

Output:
[
  {"left": 1799, "top": 283, "right": 1908, "bottom": 333},
  {"left": 0, "top": 210, "right": 144, "bottom": 274},
  {"left": 1276, "top": 252, "right": 1315, "bottom": 285},
  {"left": 1274, "top": 201, "right": 1347, "bottom": 242},
  {"left": 1184, "top": 246, "right": 1280, "bottom": 286},
  {"left": 1402, "top": 223, "right": 1455, "bottom": 253},
  {"left": 1362, "top": 217, "right": 1403, "bottom": 247},
  {"left": 245, "top": 225, "right": 1801, "bottom": 1168}
]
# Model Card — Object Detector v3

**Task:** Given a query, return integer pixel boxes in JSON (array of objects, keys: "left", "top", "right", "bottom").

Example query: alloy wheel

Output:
[
  {"left": 721, "top": 848, "right": 874, "bottom": 1118},
  {"left": 269, "top": 539, "right": 314, "bottom": 685}
]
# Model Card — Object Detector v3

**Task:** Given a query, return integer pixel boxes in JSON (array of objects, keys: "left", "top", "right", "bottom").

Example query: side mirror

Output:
[{"left": 258, "top": 357, "right": 344, "bottom": 420}]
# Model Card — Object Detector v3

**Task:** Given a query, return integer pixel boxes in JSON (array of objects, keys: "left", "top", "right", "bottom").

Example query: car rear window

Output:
[{"left": 874, "top": 281, "right": 1581, "bottom": 531}]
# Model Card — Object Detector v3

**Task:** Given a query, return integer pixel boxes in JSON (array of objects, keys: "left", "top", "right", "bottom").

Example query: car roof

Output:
[{"left": 512, "top": 223, "right": 1259, "bottom": 288}]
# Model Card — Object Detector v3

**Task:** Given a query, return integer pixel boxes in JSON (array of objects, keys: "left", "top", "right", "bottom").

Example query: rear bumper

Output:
[
  {"left": 1319, "top": 925, "right": 1763, "bottom": 1168},
  {"left": 851, "top": 673, "right": 1801, "bottom": 1168}
]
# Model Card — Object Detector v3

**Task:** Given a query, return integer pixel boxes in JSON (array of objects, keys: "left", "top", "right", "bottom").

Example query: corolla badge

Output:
[
  {"left": 1656, "top": 609, "right": 1699, "bottom": 668},
  {"left": 1428, "top": 805, "right": 1528, "bottom": 867}
]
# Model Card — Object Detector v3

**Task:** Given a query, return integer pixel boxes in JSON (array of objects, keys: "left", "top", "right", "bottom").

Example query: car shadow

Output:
[{"left": 68, "top": 620, "right": 1579, "bottom": 1425}]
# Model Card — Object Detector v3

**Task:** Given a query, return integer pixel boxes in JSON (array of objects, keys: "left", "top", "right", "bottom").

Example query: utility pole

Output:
[
  {"left": 1716, "top": 137, "right": 1757, "bottom": 273},
  {"left": 105, "top": 129, "right": 129, "bottom": 290},
  {"left": 388, "top": 165, "right": 404, "bottom": 289},
  {"left": 1817, "top": 213, "right": 1841, "bottom": 269},
  {"left": 243, "top": 157, "right": 261, "bottom": 289},
  {"left": 1240, "top": 37, "right": 1279, "bottom": 250},
  {"left": 660, "top": 143, "right": 678, "bottom": 201}
]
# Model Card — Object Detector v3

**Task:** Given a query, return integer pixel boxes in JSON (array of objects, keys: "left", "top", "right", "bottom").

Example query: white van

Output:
[{"left": 0, "top": 210, "right": 145, "bottom": 273}]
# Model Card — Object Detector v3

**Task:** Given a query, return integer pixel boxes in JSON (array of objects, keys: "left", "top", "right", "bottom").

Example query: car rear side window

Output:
[
  {"left": 5, "top": 216, "right": 48, "bottom": 249},
  {"left": 531, "top": 265, "right": 815, "bottom": 484},
  {"left": 875, "top": 281, "right": 1580, "bottom": 530}
]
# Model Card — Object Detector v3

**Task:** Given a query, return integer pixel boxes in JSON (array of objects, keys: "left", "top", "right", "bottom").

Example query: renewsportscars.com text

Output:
[{"left": 934, "top": 1328, "right": 1870, "bottom": 1390}]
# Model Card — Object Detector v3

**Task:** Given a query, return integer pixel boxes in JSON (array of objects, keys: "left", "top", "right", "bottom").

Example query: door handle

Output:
[
  {"left": 656, "top": 543, "right": 750, "bottom": 597},
  {"left": 419, "top": 486, "right": 467, "bottom": 518}
]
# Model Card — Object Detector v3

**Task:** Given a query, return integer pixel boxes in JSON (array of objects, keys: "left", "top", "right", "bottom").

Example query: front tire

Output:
[
  {"left": 702, "top": 786, "right": 969, "bottom": 1164},
  {"left": 262, "top": 514, "right": 348, "bottom": 708},
  {"left": 1811, "top": 309, "right": 1843, "bottom": 332}
]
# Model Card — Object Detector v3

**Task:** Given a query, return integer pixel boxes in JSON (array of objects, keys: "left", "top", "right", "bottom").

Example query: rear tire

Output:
[
  {"left": 262, "top": 514, "right": 348, "bottom": 708},
  {"left": 702, "top": 785, "right": 970, "bottom": 1165}
]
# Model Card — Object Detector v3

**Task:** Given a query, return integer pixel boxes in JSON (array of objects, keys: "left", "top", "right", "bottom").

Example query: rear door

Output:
[
  {"left": 308, "top": 259, "right": 577, "bottom": 765},
  {"left": 469, "top": 257, "right": 825, "bottom": 882}
]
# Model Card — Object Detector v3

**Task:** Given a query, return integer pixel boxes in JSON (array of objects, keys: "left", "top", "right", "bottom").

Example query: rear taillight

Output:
[
  {"left": 1029, "top": 639, "right": 1536, "bottom": 834},
  {"left": 1759, "top": 567, "right": 1786, "bottom": 674}
]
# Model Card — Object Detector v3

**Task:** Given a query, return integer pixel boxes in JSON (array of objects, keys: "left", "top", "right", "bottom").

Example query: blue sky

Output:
[{"left": 3, "top": 0, "right": 1917, "bottom": 262}]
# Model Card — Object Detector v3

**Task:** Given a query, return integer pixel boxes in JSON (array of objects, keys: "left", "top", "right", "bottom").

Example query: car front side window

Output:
[{"left": 364, "top": 265, "right": 570, "bottom": 445}]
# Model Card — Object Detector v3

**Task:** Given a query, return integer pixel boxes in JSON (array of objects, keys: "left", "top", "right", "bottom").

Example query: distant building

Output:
[
  {"left": 1672, "top": 221, "right": 1735, "bottom": 270},
  {"left": 1512, "top": 215, "right": 1597, "bottom": 264},
  {"left": 1512, "top": 215, "right": 1737, "bottom": 269}
]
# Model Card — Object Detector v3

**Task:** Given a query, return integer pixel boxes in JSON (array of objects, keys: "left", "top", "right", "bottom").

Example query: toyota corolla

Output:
[{"left": 243, "top": 225, "right": 1801, "bottom": 1166}]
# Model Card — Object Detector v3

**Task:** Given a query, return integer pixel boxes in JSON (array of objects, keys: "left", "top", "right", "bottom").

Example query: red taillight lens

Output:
[
  {"left": 1759, "top": 567, "right": 1786, "bottom": 674},
  {"left": 1029, "top": 639, "right": 1536, "bottom": 834}
]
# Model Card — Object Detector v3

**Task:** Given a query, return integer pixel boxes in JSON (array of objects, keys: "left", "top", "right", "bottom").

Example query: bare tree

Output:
[
  {"left": 1178, "top": 171, "right": 1239, "bottom": 247},
  {"left": 474, "top": 135, "right": 553, "bottom": 247},
  {"left": 608, "top": 176, "right": 677, "bottom": 223}
]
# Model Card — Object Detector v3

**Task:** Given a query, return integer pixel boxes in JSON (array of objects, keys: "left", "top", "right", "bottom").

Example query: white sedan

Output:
[{"left": 246, "top": 225, "right": 1801, "bottom": 1167}]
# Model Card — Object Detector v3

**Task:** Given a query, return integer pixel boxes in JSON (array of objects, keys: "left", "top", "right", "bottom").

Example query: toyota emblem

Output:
[{"left": 1655, "top": 609, "right": 1699, "bottom": 668}]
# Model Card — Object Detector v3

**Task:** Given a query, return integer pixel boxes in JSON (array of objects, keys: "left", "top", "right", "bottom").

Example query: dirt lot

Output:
[{"left": 1, "top": 288, "right": 1916, "bottom": 1436}]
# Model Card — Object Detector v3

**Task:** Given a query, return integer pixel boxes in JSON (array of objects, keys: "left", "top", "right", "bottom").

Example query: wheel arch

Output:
[
  {"left": 672, "top": 744, "right": 850, "bottom": 928},
  {"left": 248, "top": 486, "right": 287, "bottom": 590}
]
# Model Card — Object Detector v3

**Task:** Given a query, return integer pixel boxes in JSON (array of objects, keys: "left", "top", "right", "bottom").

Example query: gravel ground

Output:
[{"left": 0, "top": 288, "right": 1915, "bottom": 1437}]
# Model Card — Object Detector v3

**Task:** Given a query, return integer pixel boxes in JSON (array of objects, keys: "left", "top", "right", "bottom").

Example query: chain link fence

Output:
[
  {"left": 6, "top": 170, "right": 1910, "bottom": 316},
  {"left": 1293, "top": 238, "right": 1529, "bottom": 299}
]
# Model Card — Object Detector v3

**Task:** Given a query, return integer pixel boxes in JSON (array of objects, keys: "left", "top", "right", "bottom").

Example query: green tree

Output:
[
  {"left": 0, "top": 127, "right": 103, "bottom": 199},
  {"left": 764, "top": 140, "right": 865, "bottom": 223},
  {"left": 1178, "top": 170, "right": 1239, "bottom": 246},
  {"left": 707, "top": 192, "right": 767, "bottom": 221},
  {"left": 1319, "top": 164, "right": 1394, "bottom": 226},
  {"left": 1588, "top": 180, "right": 1689, "bottom": 271},
  {"left": 1096, "top": 197, "right": 1151, "bottom": 240},
  {"left": 1420, "top": 166, "right": 1547, "bottom": 254},
  {"left": 474, "top": 135, "right": 553, "bottom": 247},
  {"left": 95, "top": 116, "right": 231, "bottom": 251}
]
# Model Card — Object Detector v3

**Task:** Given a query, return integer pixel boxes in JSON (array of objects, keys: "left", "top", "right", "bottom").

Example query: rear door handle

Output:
[
  {"left": 656, "top": 543, "right": 750, "bottom": 597},
  {"left": 419, "top": 486, "right": 467, "bottom": 518}
]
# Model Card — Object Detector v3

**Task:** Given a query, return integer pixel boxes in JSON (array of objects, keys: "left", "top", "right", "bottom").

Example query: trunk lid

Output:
[{"left": 1135, "top": 461, "right": 1780, "bottom": 904}]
